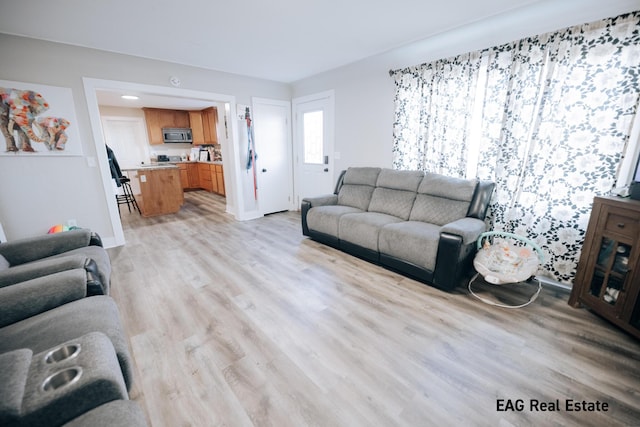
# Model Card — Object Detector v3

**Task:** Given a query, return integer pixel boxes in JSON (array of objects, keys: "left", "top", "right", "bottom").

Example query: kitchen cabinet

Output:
[
  {"left": 569, "top": 196, "right": 640, "bottom": 339},
  {"left": 214, "top": 164, "right": 225, "bottom": 196},
  {"left": 188, "top": 111, "right": 205, "bottom": 145},
  {"left": 134, "top": 166, "right": 184, "bottom": 217},
  {"left": 178, "top": 163, "right": 189, "bottom": 189},
  {"left": 202, "top": 107, "right": 218, "bottom": 144},
  {"left": 188, "top": 107, "right": 218, "bottom": 145},
  {"left": 188, "top": 163, "right": 200, "bottom": 188},
  {"left": 198, "top": 163, "right": 213, "bottom": 192},
  {"left": 190, "top": 162, "right": 225, "bottom": 195},
  {"left": 143, "top": 108, "right": 190, "bottom": 145},
  {"left": 177, "top": 163, "right": 200, "bottom": 190}
]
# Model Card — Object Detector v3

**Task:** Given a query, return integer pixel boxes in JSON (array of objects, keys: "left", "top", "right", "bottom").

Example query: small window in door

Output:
[{"left": 303, "top": 110, "right": 324, "bottom": 164}]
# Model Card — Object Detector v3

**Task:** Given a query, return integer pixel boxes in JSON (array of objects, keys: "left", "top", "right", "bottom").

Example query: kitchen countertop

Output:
[
  {"left": 168, "top": 160, "right": 223, "bottom": 165},
  {"left": 121, "top": 160, "right": 223, "bottom": 172},
  {"left": 122, "top": 164, "right": 179, "bottom": 171}
]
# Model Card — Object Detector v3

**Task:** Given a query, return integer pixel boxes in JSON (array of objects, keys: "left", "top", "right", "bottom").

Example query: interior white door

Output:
[
  {"left": 252, "top": 98, "right": 293, "bottom": 215},
  {"left": 100, "top": 116, "right": 149, "bottom": 169},
  {"left": 293, "top": 90, "right": 335, "bottom": 203}
]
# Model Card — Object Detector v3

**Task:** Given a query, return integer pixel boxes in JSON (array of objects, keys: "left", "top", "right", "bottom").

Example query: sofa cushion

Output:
[
  {"left": 376, "top": 169, "right": 424, "bottom": 192},
  {"left": 343, "top": 167, "right": 381, "bottom": 186},
  {"left": 367, "top": 169, "right": 423, "bottom": 220},
  {"left": 410, "top": 173, "right": 478, "bottom": 226},
  {"left": 307, "top": 205, "right": 364, "bottom": 237},
  {"left": 378, "top": 221, "right": 442, "bottom": 271},
  {"left": 339, "top": 212, "right": 403, "bottom": 251},
  {"left": 368, "top": 188, "right": 417, "bottom": 220},
  {"left": 337, "top": 167, "right": 381, "bottom": 211}
]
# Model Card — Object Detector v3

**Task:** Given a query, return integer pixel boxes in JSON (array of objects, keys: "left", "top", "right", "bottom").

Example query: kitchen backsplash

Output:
[{"left": 150, "top": 144, "right": 222, "bottom": 162}]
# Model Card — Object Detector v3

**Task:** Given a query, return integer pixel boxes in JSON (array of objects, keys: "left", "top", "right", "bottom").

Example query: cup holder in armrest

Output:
[
  {"left": 44, "top": 344, "right": 81, "bottom": 364},
  {"left": 42, "top": 367, "right": 83, "bottom": 392}
]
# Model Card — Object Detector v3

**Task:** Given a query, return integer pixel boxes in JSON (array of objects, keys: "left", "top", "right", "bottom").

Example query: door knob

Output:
[
  {"left": 262, "top": 168, "right": 267, "bottom": 172},
  {"left": 324, "top": 168, "right": 329, "bottom": 172}
]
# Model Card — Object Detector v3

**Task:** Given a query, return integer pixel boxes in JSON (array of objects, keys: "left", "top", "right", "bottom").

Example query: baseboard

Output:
[{"left": 236, "top": 210, "right": 263, "bottom": 221}]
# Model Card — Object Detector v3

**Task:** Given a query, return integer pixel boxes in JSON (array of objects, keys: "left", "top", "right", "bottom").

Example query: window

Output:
[{"left": 303, "top": 110, "right": 324, "bottom": 164}]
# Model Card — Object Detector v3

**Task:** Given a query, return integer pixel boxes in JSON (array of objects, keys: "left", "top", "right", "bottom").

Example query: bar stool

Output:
[{"left": 116, "top": 176, "right": 141, "bottom": 215}]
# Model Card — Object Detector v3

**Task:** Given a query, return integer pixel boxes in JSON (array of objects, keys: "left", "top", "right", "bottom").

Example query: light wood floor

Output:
[{"left": 109, "top": 191, "right": 640, "bottom": 427}]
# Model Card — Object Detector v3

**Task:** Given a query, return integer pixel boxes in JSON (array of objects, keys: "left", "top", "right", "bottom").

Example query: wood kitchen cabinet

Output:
[
  {"left": 188, "top": 111, "right": 205, "bottom": 145},
  {"left": 188, "top": 107, "right": 218, "bottom": 145},
  {"left": 198, "top": 163, "right": 213, "bottom": 192},
  {"left": 188, "top": 163, "right": 199, "bottom": 188},
  {"left": 143, "top": 108, "right": 190, "bottom": 145},
  {"left": 190, "top": 162, "right": 225, "bottom": 195},
  {"left": 202, "top": 107, "right": 218, "bottom": 144},
  {"left": 135, "top": 167, "right": 184, "bottom": 217},
  {"left": 214, "top": 164, "right": 225, "bottom": 196},
  {"left": 177, "top": 163, "right": 200, "bottom": 190},
  {"left": 569, "top": 196, "right": 640, "bottom": 339}
]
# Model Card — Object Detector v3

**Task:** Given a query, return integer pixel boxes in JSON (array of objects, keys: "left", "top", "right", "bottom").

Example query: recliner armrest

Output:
[
  {"left": 0, "top": 269, "right": 88, "bottom": 328},
  {"left": 0, "top": 255, "right": 89, "bottom": 288},
  {"left": 301, "top": 194, "right": 338, "bottom": 208},
  {"left": 0, "top": 229, "right": 93, "bottom": 266},
  {"left": 440, "top": 217, "right": 487, "bottom": 245},
  {"left": 0, "top": 348, "right": 32, "bottom": 424}
]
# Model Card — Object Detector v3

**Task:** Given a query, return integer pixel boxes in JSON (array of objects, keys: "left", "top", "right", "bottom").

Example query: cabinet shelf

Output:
[{"left": 569, "top": 196, "right": 640, "bottom": 339}]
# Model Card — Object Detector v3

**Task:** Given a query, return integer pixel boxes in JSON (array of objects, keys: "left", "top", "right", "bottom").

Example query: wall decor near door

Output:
[{"left": 0, "top": 79, "right": 82, "bottom": 156}]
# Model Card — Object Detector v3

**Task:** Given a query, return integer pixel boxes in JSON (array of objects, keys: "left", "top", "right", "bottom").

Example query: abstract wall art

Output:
[{"left": 0, "top": 79, "right": 82, "bottom": 156}]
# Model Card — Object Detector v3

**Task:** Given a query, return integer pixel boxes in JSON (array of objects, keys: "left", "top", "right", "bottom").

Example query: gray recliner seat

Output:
[
  {"left": 0, "top": 296, "right": 134, "bottom": 391},
  {"left": 62, "top": 400, "right": 148, "bottom": 427}
]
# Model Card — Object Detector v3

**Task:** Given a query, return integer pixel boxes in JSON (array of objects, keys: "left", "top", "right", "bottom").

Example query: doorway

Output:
[
  {"left": 83, "top": 78, "right": 241, "bottom": 247},
  {"left": 293, "top": 90, "right": 335, "bottom": 205}
]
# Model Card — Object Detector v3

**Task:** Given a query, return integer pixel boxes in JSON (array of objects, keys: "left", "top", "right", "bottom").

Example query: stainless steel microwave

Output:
[{"left": 162, "top": 128, "right": 192, "bottom": 143}]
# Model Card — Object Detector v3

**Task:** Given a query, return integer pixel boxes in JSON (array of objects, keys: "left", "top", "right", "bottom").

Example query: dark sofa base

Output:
[{"left": 304, "top": 232, "right": 477, "bottom": 292}]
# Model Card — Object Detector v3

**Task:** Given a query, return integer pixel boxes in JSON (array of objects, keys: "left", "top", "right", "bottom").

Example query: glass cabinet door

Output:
[{"left": 589, "top": 237, "right": 631, "bottom": 309}]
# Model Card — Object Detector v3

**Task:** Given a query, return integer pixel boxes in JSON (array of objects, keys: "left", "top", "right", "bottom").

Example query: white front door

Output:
[
  {"left": 293, "top": 90, "right": 335, "bottom": 204},
  {"left": 252, "top": 98, "right": 293, "bottom": 215}
]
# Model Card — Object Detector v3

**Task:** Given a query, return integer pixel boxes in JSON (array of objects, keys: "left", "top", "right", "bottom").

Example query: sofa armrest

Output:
[
  {"left": 440, "top": 217, "right": 487, "bottom": 245},
  {"left": 0, "top": 255, "right": 90, "bottom": 288},
  {"left": 301, "top": 195, "right": 338, "bottom": 236},
  {"left": 0, "top": 229, "right": 93, "bottom": 266},
  {"left": 301, "top": 194, "right": 338, "bottom": 208},
  {"left": 433, "top": 218, "right": 488, "bottom": 290},
  {"left": 0, "top": 348, "right": 32, "bottom": 424},
  {"left": 0, "top": 269, "right": 88, "bottom": 328}
]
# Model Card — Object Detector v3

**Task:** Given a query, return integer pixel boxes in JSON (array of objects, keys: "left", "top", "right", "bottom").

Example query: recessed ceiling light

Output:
[{"left": 121, "top": 95, "right": 139, "bottom": 100}]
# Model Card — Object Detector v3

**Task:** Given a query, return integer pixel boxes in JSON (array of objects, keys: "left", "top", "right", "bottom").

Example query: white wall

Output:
[
  {"left": 291, "top": 0, "right": 640, "bottom": 184},
  {"left": 1, "top": 0, "right": 637, "bottom": 243},
  {"left": 0, "top": 34, "right": 290, "bottom": 243}
]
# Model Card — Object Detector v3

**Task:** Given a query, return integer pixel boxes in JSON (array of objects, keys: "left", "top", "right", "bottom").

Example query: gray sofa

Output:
[{"left": 301, "top": 167, "right": 495, "bottom": 291}]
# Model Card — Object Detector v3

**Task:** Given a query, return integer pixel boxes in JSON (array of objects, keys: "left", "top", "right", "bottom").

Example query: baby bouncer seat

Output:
[{"left": 469, "top": 231, "right": 544, "bottom": 308}]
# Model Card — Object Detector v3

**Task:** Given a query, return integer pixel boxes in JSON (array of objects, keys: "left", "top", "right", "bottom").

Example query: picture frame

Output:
[{"left": 0, "top": 79, "right": 82, "bottom": 156}]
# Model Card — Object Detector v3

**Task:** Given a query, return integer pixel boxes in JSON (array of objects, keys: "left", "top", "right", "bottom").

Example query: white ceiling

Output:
[{"left": 0, "top": 0, "right": 545, "bottom": 83}]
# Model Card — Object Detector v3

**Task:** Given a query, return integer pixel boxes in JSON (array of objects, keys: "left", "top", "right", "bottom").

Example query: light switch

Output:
[{"left": 140, "top": 175, "right": 147, "bottom": 182}]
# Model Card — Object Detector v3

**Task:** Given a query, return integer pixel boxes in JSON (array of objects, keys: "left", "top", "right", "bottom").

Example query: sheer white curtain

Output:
[{"left": 391, "top": 12, "right": 640, "bottom": 283}]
